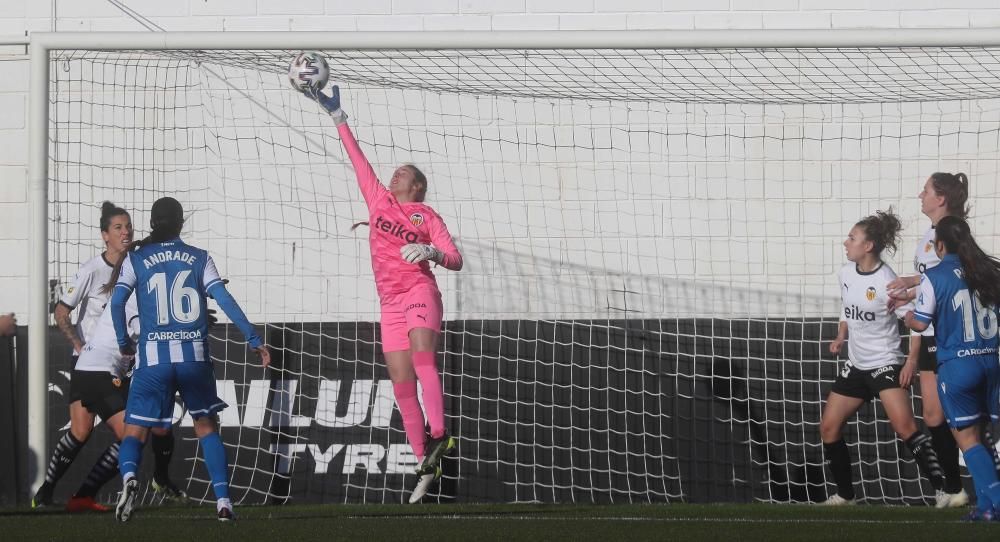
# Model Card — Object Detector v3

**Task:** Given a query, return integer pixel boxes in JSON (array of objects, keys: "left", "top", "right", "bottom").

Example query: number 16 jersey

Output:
[{"left": 115, "top": 238, "right": 222, "bottom": 368}]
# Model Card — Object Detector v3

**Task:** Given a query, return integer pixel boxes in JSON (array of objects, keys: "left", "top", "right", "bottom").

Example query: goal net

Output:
[{"left": 42, "top": 36, "right": 1000, "bottom": 505}]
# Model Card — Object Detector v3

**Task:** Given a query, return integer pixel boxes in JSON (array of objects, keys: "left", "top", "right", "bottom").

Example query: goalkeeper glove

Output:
[
  {"left": 307, "top": 85, "right": 348, "bottom": 126},
  {"left": 401, "top": 243, "right": 442, "bottom": 265}
]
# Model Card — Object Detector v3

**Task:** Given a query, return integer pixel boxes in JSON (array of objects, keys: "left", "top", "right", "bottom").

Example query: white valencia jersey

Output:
[
  {"left": 913, "top": 226, "right": 940, "bottom": 337},
  {"left": 839, "top": 262, "right": 912, "bottom": 370},
  {"left": 76, "top": 294, "right": 140, "bottom": 378},
  {"left": 59, "top": 254, "right": 115, "bottom": 345}
]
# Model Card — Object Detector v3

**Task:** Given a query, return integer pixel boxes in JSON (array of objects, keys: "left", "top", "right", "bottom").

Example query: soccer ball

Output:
[{"left": 288, "top": 52, "right": 329, "bottom": 92}]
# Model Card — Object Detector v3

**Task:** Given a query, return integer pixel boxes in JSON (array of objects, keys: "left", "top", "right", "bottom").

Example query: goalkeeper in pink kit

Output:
[{"left": 308, "top": 85, "right": 463, "bottom": 503}]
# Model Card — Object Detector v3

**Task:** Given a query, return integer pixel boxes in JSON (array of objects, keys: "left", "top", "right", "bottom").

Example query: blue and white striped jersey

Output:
[
  {"left": 112, "top": 238, "right": 262, "bottom": 369},
  {"left": 913, "top": 253, "right": 1000, "bottom": 365}
]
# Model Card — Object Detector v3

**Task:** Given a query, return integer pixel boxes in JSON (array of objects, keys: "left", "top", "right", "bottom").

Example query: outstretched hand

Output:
[{"left": 306, "top": 85, "right": 348, "bottom": 126}]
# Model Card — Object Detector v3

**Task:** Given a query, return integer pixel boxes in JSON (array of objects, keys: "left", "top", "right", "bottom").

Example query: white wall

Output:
[{"left": 3, "top": 1, "right": 1000, "bottom": 322}]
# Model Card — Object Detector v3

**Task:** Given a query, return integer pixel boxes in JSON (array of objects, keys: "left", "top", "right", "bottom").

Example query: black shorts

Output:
[
  {"left": 831, "top": 362, "right": 901, "bottom": 401},
  {"left": 68, "top": 369, "right": 129, "bottom": 421},
  {"left": 916, "top": 335, "right": 938, "bottom": 373}
]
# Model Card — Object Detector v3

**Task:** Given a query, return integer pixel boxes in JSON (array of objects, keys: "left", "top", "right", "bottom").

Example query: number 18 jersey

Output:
[
  {"left": 115, "top": 238, "right": 222, "bottom": 368},
  {"left": 913, "top": 253, "right": 1000, "bottom": 365}
]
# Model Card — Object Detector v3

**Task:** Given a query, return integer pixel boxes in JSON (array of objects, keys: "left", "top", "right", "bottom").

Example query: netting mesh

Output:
[
  {"left": 175, "top": 47, "right": 1000, "bottom": 103},
  {"left": 44, "top": 45, "right": 1000, "bottom": 505}
]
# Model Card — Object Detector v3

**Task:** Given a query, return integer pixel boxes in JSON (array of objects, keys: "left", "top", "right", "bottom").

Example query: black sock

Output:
[
  {"left": 44, "top": 432, "right": 86, "bottom": 486},
  {"left": 982, "top": 428, "right": 1000, "bottom": 477},
  {"left": 75, "top": 442, "right": 119, "bottom": 498},
  {"left": 151, "top": 432, "right": 175, "bottom": 483},
  {"left": 928, "top": 423, "right": 962, "bottom": 493},
  {"left": 904, "top": 432, "right": 944, "bottom": 491},
  {"left": 823, "top": 439, "right": 855, "bottom": 500}
]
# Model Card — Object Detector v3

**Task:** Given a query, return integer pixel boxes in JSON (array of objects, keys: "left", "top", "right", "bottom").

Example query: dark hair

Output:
[
  {"left": 102, "top": 197, "right": 185, "bottom": 293},
  {"left": 100, "top": 254, "right": 126, "bottom": 295},
  {"left": 935, "top": 215, "right": 1000, "bottom": 308},
  {"left": 930, "top": 172, "right": 970, "bottom": 219},
  {"left": 130, "top": 196, "right": 185, "bottom": 252},
  {"left": 855, "top": 208, "right": 902, "bottom": 257},
  {"left": 100, "top": 201, "right": 129, "bottom": 232}
]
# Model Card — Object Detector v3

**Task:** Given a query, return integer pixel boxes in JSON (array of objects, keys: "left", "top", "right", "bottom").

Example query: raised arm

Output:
[
  {"left": 307, "top": 85, "right": 385, "bottom": 208},
  {"left": 338, "top": 123, "right": 386, "bottom": 207}
]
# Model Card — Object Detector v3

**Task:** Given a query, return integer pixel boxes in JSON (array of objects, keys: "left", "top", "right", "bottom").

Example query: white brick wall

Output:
[
  {"left": 831, "top": 11, "right": 899, "bottom": 28},
  {"left": 325, "top": 0, "right": 392, "bottom": 15},
  {"left": 900, "top": 10, "right": 971, "bottom": 28},
  {"left": 490, "top": 13, "right": 560, "bottom": 29},
  {"left": 762, "top": 11, "right": 831, "bottom": 29},
  {"left": 3, "top": 0, "right": 1000, "bottom": 320},
  {"left": 2, "top": 0, "right": 1000, "bottom": 36},
  {"left": 260, "top": 0, "right": 326, "bottom": 16},
  {"left": 190, "top": 0, "right": 256, "bottom": 17},
  {"left": 594, "top": 0, "right": 660, "bottom": 12}
]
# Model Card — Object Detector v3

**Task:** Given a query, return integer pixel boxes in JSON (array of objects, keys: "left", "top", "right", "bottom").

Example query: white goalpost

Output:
[{"left": 27, "top": 30, "right": 1000, "bottom": 504}]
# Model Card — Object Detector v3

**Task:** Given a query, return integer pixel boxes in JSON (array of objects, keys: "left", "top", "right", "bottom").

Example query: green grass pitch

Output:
[{"left": 2, "top": 502, "right": 996, "bottom": 541}]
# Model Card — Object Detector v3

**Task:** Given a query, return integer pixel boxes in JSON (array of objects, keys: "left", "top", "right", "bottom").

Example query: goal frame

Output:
[{"left": 22, "top": 27, "right": 1000, "bottom": 493}]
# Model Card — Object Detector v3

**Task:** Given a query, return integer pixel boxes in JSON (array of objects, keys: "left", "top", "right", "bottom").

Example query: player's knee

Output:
[
  {"left": 923, "top": 405, "right": 945, "bottom": 425},
  {"left": 953, "top": 426, "right": 980, "bottom": 450},
  {"left": 192, "top": 415, "right": 219, "bottom": 437},
  {"left": 124, "top": 424, "right": 150, "bottom": 443},
  {"left": 150, "top": 426, "right": 171, "bottom": 437},
  {"left": 820, "top": 418, "right": 842, "bottom": 443},
  {"left": 70, "top": 423, "right": 93, "bottom": 442},
  {"left": 890, "top": 419, "right": 918, "bottom": 439}
]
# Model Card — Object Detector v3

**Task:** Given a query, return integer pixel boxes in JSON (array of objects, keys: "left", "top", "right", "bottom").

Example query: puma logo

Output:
[{"left": 417, "top": 314, "right": 427, "bottom": 322}]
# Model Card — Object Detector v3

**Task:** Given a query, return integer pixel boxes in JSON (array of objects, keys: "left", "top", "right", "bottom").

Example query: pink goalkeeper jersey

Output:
[{"left": 338, "top": 123, "right": 463, "bottom": 302}]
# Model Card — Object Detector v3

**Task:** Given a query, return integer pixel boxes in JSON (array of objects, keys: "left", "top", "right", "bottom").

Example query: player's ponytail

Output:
[
  {"left": 930, "top": 172, "right": 971, "bottom": 218},
  {"left": 855, "top": 207, "right": 902, "bottom": 257},
  {"left": 100, "top": 252, "right": 127, "bottom": 295},
  {"left": 99, "top": 201, "right": 129, "bottom": 232},
  {"left": 936, "top": 215, "right": 1000, "bottom": 308}
]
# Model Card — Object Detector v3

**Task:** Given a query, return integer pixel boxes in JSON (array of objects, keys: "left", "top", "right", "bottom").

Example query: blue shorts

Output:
[
  {"left": 937, "top": 355, "right": 1000, "bottom": 430},
  {"left": 125, "top": 362, "right": 227, "bottom": 428}
]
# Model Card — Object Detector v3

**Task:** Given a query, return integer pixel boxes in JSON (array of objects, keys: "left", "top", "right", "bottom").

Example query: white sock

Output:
[
  {"left": 122, "top": 473, "right": 136, "bottom": 484},
  {"left": 217, "top": 498, "right": 232, "bottom": 512}
]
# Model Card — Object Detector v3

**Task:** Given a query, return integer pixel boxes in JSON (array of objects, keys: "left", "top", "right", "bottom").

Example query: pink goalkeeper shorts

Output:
[{"left": 380, "top": 285, "right": 443, "bottom": 353}]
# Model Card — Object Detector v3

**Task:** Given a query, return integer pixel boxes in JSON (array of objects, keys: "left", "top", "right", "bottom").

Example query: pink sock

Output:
[
  {"left": 393, "top": 381, "right": 427, "bottom": 461},
  {"left": 413, "top": 351, "right": 446, "bottom": 439}
]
